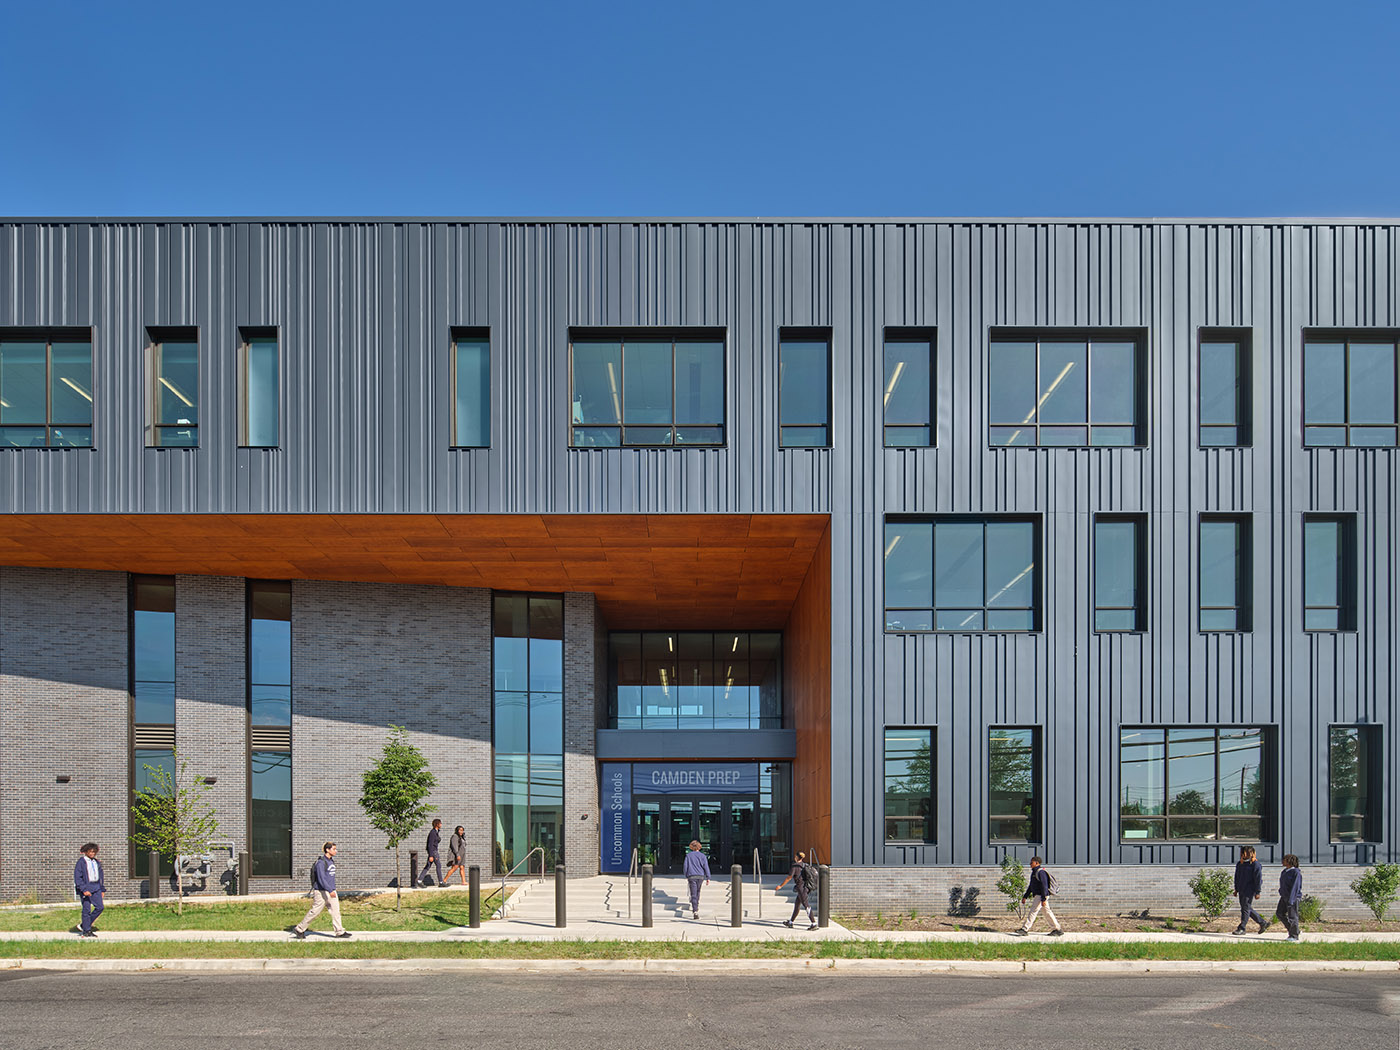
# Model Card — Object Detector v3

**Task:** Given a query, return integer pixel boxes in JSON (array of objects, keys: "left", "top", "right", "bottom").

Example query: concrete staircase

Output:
[{"left": 497, "top": 874, "right": 812, "bottom": 928}]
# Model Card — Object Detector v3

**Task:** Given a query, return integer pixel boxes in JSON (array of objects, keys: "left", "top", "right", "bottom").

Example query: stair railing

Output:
[
  {"left": 497, "top": 846, "right": 545, "bottom": 916},
  {"left": 627, "top": 846, "right": 639, "bottom": 918},
  {"left": 753, "top": 847, "right": 763, "bottom": 919}
]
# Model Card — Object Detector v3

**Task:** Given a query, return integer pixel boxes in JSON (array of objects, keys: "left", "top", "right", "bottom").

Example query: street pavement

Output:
[{"left": 0, "top": 970, "right": 1394, "bottom": 1049}]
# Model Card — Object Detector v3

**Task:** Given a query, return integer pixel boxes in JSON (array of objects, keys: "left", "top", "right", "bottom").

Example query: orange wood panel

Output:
[{"left": 785, "top": 520, "right": 832, "bottom": 865}]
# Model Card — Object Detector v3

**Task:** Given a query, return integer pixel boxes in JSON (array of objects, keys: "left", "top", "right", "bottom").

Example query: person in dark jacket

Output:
[
  {"left": 73, "top": 843, "right": 105, "bottom": 937},
  {"left": 290, "top": 842, "right": 351, "bottom": 938},
  {"left": 681, "top": 839, "right": 710, "bottom": 918},
  {"left": 1012, "top": 856, "right": 1063, "bottom": 936},
  {"left": 417, "top": 819, "right": 443, "bottom": 887},
  {"left": 1277, "top": 853, "right": 1303, "bottom": 942},
  {"left": 443, "top": 825, "right": 467, "bottom": 886},
  {"left": 776, "top": 850, "right": 817, "bottom": 930},
  {"left": 1231, "top": 845, "right": 1269, "bottom": 934}
]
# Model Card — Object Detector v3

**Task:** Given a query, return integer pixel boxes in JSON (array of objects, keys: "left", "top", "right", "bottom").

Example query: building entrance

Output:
[{"left": 635, "top": 795, "right": 757, "bottom": 874}]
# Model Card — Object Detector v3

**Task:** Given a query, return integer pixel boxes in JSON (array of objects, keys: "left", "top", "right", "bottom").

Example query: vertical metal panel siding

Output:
[{"left": 0, "top": 218, "right": 1395, "bottom": 867}]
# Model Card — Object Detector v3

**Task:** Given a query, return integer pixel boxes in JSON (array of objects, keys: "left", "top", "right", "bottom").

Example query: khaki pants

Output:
[
  {"left": 296, "top": 889, "right": 344, "bottom": 934},
  {"left": 1022, "top": 896, "right": 1060, "bottom": 932}
]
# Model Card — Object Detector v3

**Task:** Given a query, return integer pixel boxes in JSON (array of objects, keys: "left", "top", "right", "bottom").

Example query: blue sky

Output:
[{"left": 4, "top": 1, "right": 1399, "bottom": 217}]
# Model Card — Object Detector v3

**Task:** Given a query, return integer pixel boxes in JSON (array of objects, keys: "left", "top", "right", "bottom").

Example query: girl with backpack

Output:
[{"left": 777, "top": 850, "right": 819, "bottom": 930}]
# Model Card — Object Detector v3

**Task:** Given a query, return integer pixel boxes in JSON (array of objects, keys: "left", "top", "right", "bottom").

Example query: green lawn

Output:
[{"left": 0, "top": 889, "right": 505, "bottom": 933}]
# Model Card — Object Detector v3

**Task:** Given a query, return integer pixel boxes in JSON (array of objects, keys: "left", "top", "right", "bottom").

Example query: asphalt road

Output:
[{"left": 0, "top": 971, "right": 1395, "bottom": 1050}]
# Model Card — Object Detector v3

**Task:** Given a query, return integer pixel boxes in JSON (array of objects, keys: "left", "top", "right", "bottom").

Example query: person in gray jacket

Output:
[
  {"left": 290, "top": 842, "right": 352, "bottom": 938},
  {"left": 443, "top": 825, "right": 467, "bottom": 886},
  {"left": 682, "top": 839, "right": 710, "bottom": 919},
  {"left": 1231, "top": 845, "right": 1269, "bottom": 934},
  {"left": 1276, "top": 853, "right": 1303, "bottom": 942}
]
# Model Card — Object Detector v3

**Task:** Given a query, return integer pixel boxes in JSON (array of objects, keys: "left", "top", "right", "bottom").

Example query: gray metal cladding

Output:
[{"left": 0, "top": 217, "right": 1396, "bottom": 868}]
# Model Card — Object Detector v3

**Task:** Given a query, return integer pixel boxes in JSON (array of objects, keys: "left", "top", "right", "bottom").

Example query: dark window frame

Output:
[
  {"left": 1302, "top": 514, "right": 1357, "bottom": 632},
  {"left": 988, "top": 726, "right": 1042, "bottom": 844},
  {"left": 238, "top": 326, "right": 280, "bottom": 449},
  {"left": 449, "top": 325, "right": 491, "bottom": 449},
  {"left": 0, "top": 325, "right": 95, "bottom": 449},
  {"left": 246, "top": 579, "right": 292, "bottom": 879},
  {"left": 882, "top": 327, "right": 936, "bottom": 448},
  {"left": 1328, "top": 724, "right": 1383, "bottom": 844},
  {"left": 146, "top": 326, "right": 200, "bottom": 449},
  {"left": 1197, "top": 327, "right": 1253, "bottom": 448},
  {"left": 128, "top": 573, "right": 176, "bottom": 879},
  {"left": 884, "top": 726, "right": 936, "bottom": 844},
  {"left": 1302, "top": 328, "right": 1400, "bottom": 448},
  {"left": 1198, "top": 513, "right": 1253, "bottom": 633},
  {"left": 778, "top": 325, "right": 833, "bottom": 449},
  {"left": 1093, "top": 513, "right": 1148, "bottom": 633}
]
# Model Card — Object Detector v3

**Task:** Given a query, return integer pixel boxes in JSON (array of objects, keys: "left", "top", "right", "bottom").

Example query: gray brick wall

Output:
[{"left": 564, "top": 592, "right": 599, "bottom": 875}]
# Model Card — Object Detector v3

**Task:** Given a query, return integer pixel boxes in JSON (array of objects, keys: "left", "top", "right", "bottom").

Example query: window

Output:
[
  {"left": 1199, "top": 515, "right": 1252, "bottom": 632},
  {"left": 884, "top": 727, "right": 934, "bottom": 843},
  {"left": 239, "top": 327, "right": 279, "bottom": 447},
  {"left": 0, "top": 327, "right": 93, "bottom": 447},
  {"left": 1329, "top": 726, "right": 1382, "bottom": 843},
  {"left": 883, "top": 329, "right": 934, "bottom": 447},
  {"left": 608, "top": 632, "right": 781, "bottom": 730},
  {"left": 1199, "top": 330, "right": 1251, "bottom": 447},
  {"left": 451, "top": 327, "right": 490, "bottom": 448},
  {"left": 989, "top": 727, "right": 1041, "bottom": 842},
  {"left": 1120, "top": 727, "right": 1271, "bottom": 841},
  {"left": 1094, "top": 515, "right": 1146, "bottom": 632},
  {"left": 1303, "top": 332, "right": 1398, "bottom": 447},
  {"left": 569, "top": 329, "right": 724, "bottom": 447},
  {"left": 988, "top": 330, "right": 1145, "bottom": 447},
  {"left": 248, "top": 580, "right": 292, "bottom": 877},
  {"left": 147, "top": 327, "right": 198, "bottom": 447},
  {"left": 779, "top": 328, "right": 830, "bottom": 447},
  {"left": 884, "top": 517, "right": 1040, "bottom": 632},
  {"left": 1303, "top": 515, "right": 1356, "bottom": 631},
  {"left": 130, "top": 574, "right": 176, "bottom": 878}
]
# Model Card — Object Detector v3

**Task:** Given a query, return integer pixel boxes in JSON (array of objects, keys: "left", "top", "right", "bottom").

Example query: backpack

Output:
[
  {"left": 1045, "top": 870, "right": 1058, "bottom": 896},
  {"left": 800, "top": 861, "right": 819, "bottom": 895}
]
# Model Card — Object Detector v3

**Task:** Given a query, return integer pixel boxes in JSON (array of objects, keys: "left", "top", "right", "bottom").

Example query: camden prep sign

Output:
[{"left": 598, "top": 762, "right": 761, "bottom": 872}]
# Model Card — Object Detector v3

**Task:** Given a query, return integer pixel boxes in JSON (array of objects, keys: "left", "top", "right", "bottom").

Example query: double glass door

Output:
[{"left": 635, "top": 796, "right": 757, "bottom": 874}]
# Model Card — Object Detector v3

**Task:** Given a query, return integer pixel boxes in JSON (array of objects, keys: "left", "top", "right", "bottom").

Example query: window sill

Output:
[{"left": 884, "top": 628, "right": 1040, "bottom": 636}]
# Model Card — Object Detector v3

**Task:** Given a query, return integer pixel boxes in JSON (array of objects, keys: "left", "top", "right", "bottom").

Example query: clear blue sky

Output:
[{"left": 5, "top": 1, "right": 1399, "bottom": 217}]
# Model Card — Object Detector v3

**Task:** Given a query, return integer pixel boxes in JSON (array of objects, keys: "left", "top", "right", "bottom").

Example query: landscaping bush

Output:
[
  {"left": 996, "top": 855, "right": 1027, "bottom": 920},
  {"left": 1186, "top": 868, "right": 1233, "bottom": 920},
  {"left": 1297, "top": 894, "right": 1324, "bottom": 924},
  {"left": 1350, "top": 863, "right": 1400, "bottom": 922}
]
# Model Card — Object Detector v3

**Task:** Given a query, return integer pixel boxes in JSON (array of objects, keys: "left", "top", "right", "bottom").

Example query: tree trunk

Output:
[{"left": 395, "top": 843, "right": 402, "bottom": 911}]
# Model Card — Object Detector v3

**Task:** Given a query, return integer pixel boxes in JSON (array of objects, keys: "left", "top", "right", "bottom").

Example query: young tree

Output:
[
  {"left": 996, "top": 854, "right": 1028, "bottom": 923},
  {"left": 129, "top": 750, "right": 220, "bottom": 917},
  {"left": 359, "top": 725, "right": 437, "bottom": 911}
]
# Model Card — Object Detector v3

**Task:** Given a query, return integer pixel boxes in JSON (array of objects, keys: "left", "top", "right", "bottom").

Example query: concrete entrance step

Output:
[{"left": 501, "top": 874, "right": 810, "bottom": 925}]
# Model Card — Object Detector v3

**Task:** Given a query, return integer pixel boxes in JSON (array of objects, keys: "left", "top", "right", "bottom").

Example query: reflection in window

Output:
[
  {"left": 989, "top": 728, "right": 1040, "bottom": 842},
  {"left": 1199, "top": 335, "right": 1250, "bottom": 447},
  {"left": 988, "top": 334, "right": 1144, "bottom": 447},
  {"left": 1303, "top": 516, "right": 1356, "bottom": 631},
  {"left": 885, "top": 728, "right": 934, "bottom": 842},
  {"left": 570, "top": 333, "right": 724, "bottom": 447},
  {"left": 0, "top": 330, "right": 94, "bottom": 447},
  {"left": 884, "top": 517, "right": 1039, "bottom": 632},
  {"left": 1094, "top": 516, "right": 1146, "bottom": 632},
  {"left": 248, "top": 580, "right": 292, "bottom": 876},
  {"left": 1330, "top": 726, "right": 1381, "bottom": 843},
  {"left": 1120, "top": 727, "right": 1270, "bottom": 841},
  {"left": 1303, "top": 336, "right": 1398, "bottom": 447},
  {"left": 884, "top": 332, "right": 934, "bottom": 447},
  {"left": 149, "top": 331, "right": 199, "bottom": 447},
  {"left": 132, "top": 748, "right": 176, "bottom": 879},
  {"left": 240, "top": 329, "right": 279, "bottom": 447},
  {"left": 779, "top": 333, "right": 830, "bottom": 447},
  {"left": 608, "top": 632, "right": 782, "bottom": 730},
  {"left": 131, "top": 576, "right": 176, "bottom": 725},
  {"left": 1199, "top": 515, "right": 1251, "bottom": 631},
  {"left": 452, "top": 328, "right": 490, "bottom": 447},
  {"left": 251, "top": 750, "right": 292, "bottom": 876}
]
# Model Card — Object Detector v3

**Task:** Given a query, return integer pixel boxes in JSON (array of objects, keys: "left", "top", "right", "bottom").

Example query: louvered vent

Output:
[
  {"left": 133, "top": 725, "right": 175, "bottom": 749},
  {"left": 251, "top": 726, "right": 292, "bottom": 751}
]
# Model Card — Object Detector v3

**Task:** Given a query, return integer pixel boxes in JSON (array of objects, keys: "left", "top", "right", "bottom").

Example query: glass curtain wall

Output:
[
  {"left": 248, "top": 580, "right": 292, "bottom": 877},
  {"left": 608, "top": 632, "right": 782, "bottom": 729}
]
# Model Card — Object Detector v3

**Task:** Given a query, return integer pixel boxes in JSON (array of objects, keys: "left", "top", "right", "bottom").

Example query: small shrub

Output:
[
  {"left": 909, "top": 907, "right": 919, "bottom": 921},
  {"left": 1187, "top": 868, "right": 1233, "bottom": 920},
  {"left": 996, "top": 855, "right": 1027, "bottom": 920},
  {"left": 1350, "top": 863, "right": 1400, "bottom": 923},
  {"left": 1297, "top": 894, "right": 1324, "bottom": 924}
]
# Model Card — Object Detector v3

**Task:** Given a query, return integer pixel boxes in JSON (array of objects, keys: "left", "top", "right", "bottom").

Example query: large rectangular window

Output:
[
  {"left": 239, "top": 327, "right": 279, "bottom": 448},
  {"left": 147, "top": 327, "right": 199, "bottom": 447},
  {"left": 1199, "top": 514, "right": 1252, "bottom": 632},
  {"left": 1329, "top": 725, "right": 1382, "bottom": 843},
  {"left": 883, "top": 329, "right": 935, "bottom": 447},
  {"left": 1094, "top": 515, "right": 1146, "bottom": 632},
  {"left": 451, "top": 326, "right": 490, "bottom": 448},
  {"left": 884, "top": 517, "right": 1040, "bottom": 632},
  {"left": 1303, "top": 515, "right": 1357, "bottom": 631},
  {"left": 1199, "top": 330, "right": 1251, "bottom": 447},
  {"left": 1304, "top": 333, "right": 1398, "bottom": 447},
  {"left": 608, "top": 632, "right": 781, "bottom": 730},
  {"left": 248, "top": 580, "right": 292, "bottom": 877},
  {"left": 884, "top": 727, "right": 934, "bottom": 843},
  {"left": 130, "top": 574, "right": 176, "bottom": 878},
  {"left": 570, "top": 330, "right": 724, "bottom": 447},
  {"left": 0, "top": 328, "right": 93, "bottom": 448},
  {"left": 989, "top": 727, "right": 1041, "bottom": 842},
  {"left": 988, "top": 330, "right": 1146, "bottom": 447},
  {"left": 779, "top": 328, "right": 830, "bottom": 447},
  {"left": 1120, "top": 726, "right": 1271, "bottom": 841}
]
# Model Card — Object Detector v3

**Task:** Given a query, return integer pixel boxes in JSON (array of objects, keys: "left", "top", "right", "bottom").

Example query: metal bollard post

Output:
[
  {"left": 409, "top": 850, "right": 419, "bottom": 890},
  {"left": 818, "top": 864, "right": 831, "bottom": 928},
  {"left": 731, "top": 864, "right": 743, "bottom": 927},
  {"left": 555, "top": 863, "right": 567, "bottom": 928},
  {"left": 149, "top": 852, "right": 161, "bottom": 899},
  {"left": 468, "top": 865, "right": 481, "bottom": 928},
  {"left": 237, "top": 851, "right": 250, "bottom": 896},
  {"left": 641, "top": 864, "right": 653, "bottom": 927}
]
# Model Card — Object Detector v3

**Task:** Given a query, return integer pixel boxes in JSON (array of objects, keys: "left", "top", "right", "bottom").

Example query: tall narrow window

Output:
[
  {"left": 1303, "top": 515, "right": 1357, "bottom": 631},
  {"left": 778, "top": 328, "right": 830, "bottom": 447},
  {"left": 0, "top": 328, "right": 93, "bottom": 447},
  {"left": 451, "top": 327, "right": 490, "bottom": 448},
  {"left": 239, "top": 327, "right": 279, "bottom": 448},
  {"left": 989, "top": 727, "right": 1041, "bottom": 842},
  {"left": 884, "top": 517, "right": 1040, "bottom": 632},
  {"left": 1094, "top": 515, "right": 1146, "bottom": 632},
  {"left": 1303, "top": 333, "right": 1398, "bottom": 447},
  {"left": 1329, "top": 725, "right": 1382, "bottom": 843},
  {"left": 883, "top": 329, "right": 934, "bottom": 447},
  {"left": 248, "top": 580, "right": 292, "bottom": 877},
  {"left": 884, "top": 727, "right": 934, "bottom": 842},
  {"left": 1199, "top": 331, "right": 1251, "bottom": 447},
  {"left": 1199, "top": 515, "right": 1252, "bottom": 631},
  {"left": 130, "top": 575, "right": 176, "bottom": 878},
  {"left": 147, "top": 327, "right": 199, "bottom": 447},
  {"left": 1120, "top": 726, "right": 1271, "bottom": 841}
]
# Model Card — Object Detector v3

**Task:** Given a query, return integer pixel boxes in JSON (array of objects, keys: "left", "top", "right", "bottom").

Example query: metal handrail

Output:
[
  {"left": 627, "top": 846, "right": 639, "bottom": 918},
  {"left": 753, "top": 847, "right": 763, "bottom": 919},
  {"left": 498, "top": 846, "right": 545, "bottom": 914}
]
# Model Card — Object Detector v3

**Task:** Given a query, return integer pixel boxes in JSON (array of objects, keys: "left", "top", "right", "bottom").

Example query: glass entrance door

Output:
[
  {"left": 636, "top": 800, "right": 661, "bottom": 868},
  {"left": 668, "top": 803, "right": 695, "bottom": 872},
  {"left": 636, "top": 796, "right": 760, "bottom": 874}
]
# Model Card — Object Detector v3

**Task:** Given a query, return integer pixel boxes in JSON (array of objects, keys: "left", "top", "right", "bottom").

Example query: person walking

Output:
[
  {"left": 1231, "top": 845, "right": 1269, "bottom": 934},
  {"left": 443, "top": 825, "right": 467, "bottom": 886},
  {"left": 1276, "top": 853, "right": 1303, "bottom": 942},
  {"left": 682, "top": 839, "right": 710, "bottom": 919},
  {"left": 290, "top": 842, "right": 352, "bottom": 938},
  {"left": 417, "top": 819, "right": 444, "bottom": 887},
  {"left": 777, "top": 850, "right": 818, "bottom": 930},
  {"left": 1012, "top": 856, "right": 1063, "bottom": 936},
  {"left": 73, "top": 843, "right": 105, "bottom": 938}
]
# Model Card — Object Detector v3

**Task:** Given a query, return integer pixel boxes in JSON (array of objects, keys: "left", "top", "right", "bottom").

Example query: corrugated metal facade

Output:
[{"left": 0, "top": 219, "right": 1395, "bottom": 869}]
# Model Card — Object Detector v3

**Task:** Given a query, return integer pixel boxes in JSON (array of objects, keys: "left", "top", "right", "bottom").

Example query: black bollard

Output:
[
  {"left": 149, "top": 852, "right": 161, "bottom": 899},
  {"left": 237, "top": 851, "right": 250, "bottom": 896},
  {"left": 409, "top": 850, "right": 419, "bottom": 889},
  {"left": 555, "top": 863, "right": 567, "bottom": 928},
  {"left": 818, "top": 864, "right": 831, "bottom": 928},
  {"left": 731, "top": 864, "right": 743, "bottom": 927},
  {"left": 468, "top": 865, "right": 481, "bottom": 928},
  {"left": 641, "top": 864, "right": 653, "bottom": 927}
]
